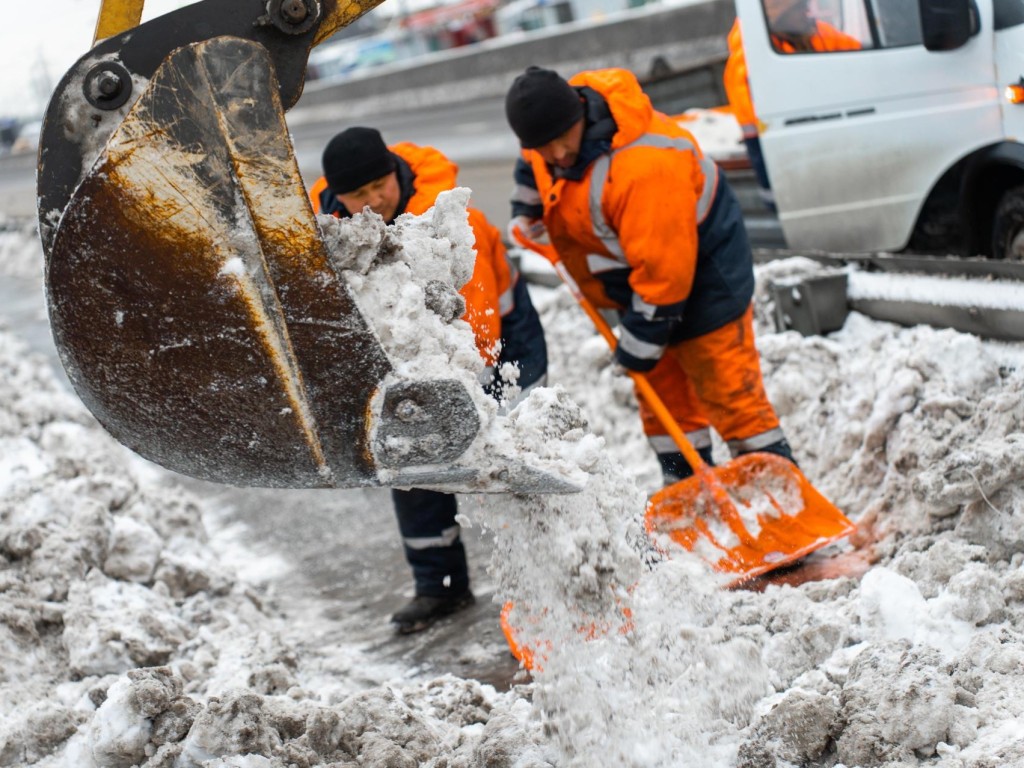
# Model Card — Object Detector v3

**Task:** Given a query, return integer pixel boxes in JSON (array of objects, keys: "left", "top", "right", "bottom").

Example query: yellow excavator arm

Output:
[
  {"left": 94, "top": 0, "right": 145, "bottom": 42},
  {"left": 94, "top": 0, "right": 382, "bottom": 45}
]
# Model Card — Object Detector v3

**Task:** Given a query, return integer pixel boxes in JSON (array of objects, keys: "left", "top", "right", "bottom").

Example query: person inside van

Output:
[
  {"left": 763, "top": 0, "right": 863, "bottom": 52},
  {"left": 723, "top": 5, "right": 860, "bottom": 206}
]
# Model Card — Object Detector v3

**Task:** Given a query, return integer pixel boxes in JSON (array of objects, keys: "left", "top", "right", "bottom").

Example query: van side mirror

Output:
[{"left": 919, "top": 0, "right": 975, "bottom": 51}]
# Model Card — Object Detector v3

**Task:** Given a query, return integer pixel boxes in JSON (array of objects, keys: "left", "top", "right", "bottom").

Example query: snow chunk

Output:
[
  {"left": 63, "top": 571, "right": 191, "bottom": 676},
  {"left": 103, "top": 516, "right": 163, "bottom": 583},
  {"left": 837, "top": 641, "right": 956, "bottom": 764}
]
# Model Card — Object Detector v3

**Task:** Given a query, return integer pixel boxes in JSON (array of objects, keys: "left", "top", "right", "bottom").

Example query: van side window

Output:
[
  {"left": 869, "top": 0, "right": 924, "bottom": 45},
  {"left": 763, "top": 0, "right": 940, "bottom": 52},
  {"left": 765, "top": 0, "right": 870, "bottom": 52},
  {"left": 994, "top": 0, "right": 1024, "bottom": 28}
]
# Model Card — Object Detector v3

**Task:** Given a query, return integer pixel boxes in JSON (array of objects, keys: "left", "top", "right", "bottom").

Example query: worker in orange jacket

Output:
[
  {"left": 724, "top": 6, "right": 860, "bottom": 206},
  {"left": 505, "top": 66, "right": 793, "bottom": 485},
  {"left": 311, "top": 127, "right": 547, "bottom": 634},
  {"left": 763, "top": 0, "right": 863, "bottom": 53}
]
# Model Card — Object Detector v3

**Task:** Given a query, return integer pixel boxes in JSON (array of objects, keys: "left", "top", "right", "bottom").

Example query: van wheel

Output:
[{"left": 992, "top": 185, "right": 1024, "bottom": 260}]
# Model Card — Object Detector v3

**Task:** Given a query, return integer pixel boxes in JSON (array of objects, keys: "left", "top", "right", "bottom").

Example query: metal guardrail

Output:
[
  {"left": 760, "top": 250, "right": 1024, "bottom": 342},
  {"left": 754, "top": 249, "right": 1024, "bottom": 282},
  {"left": 293, "top": 0, "right": 734, "bottom": 117}
]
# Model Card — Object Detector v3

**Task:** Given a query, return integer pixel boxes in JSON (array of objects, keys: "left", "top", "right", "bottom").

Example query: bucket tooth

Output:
[{"left": 374, "top": 380, "right": 481, "bottom": 468}]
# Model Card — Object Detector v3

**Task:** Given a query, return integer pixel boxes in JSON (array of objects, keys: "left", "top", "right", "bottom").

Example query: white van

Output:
[{"left": 738, "top": 0, "right": 1024, "bottom": 258}]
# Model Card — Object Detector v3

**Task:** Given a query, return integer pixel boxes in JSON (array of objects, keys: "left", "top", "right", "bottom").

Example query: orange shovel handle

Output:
[{"left": 549, "top": 260, "right": 708, "bottom": 473}]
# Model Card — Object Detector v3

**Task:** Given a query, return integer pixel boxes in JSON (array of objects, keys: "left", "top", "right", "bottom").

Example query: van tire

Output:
[{"left": 992, "top": 185, "right": 1024, "bottom": 261}]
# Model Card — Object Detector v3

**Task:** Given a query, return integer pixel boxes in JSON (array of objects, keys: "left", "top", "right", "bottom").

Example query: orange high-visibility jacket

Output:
[
  {"left": 725, "top": 20, "right": 758, "bottom": 138},
  {"left": 774, "top": 19, "right": 863, "bottom": 53},
  {"left": 724, "top": 19, "right": 861, "bottom": 138},
  {"left": 521, "top": 68, "right": 711, "bottom": 316},
  {"left": 310, "top": 143, "right": 513, "bottom": 365}
]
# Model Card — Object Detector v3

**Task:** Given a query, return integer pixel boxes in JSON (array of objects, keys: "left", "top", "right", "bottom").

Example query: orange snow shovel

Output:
[{"left": 544, "top": 257, "right": 855, "bottom": 584}]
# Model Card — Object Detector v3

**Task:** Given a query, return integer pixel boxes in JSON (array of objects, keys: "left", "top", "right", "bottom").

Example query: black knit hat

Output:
[
  {"left": 505, "top": 66, "right": 584, "bottom": 149},
  {"left": 322, "top": 127, "right": 397, "bottom": 194}
]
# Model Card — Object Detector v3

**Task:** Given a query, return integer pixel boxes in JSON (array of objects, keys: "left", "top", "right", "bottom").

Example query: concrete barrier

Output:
[{"left": 291, "top": 0, "right": 733, "bottom": 121}]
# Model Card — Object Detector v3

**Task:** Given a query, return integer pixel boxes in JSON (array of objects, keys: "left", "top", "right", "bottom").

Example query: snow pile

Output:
[
  {"left": 317, "top": 190, "right": 783, "bottom": 765},
  {"left": 849, "top": 271, "right": 1024, "bottom": 311},
  {"left": 738, "top": 262, "right": 1024, "bottom": 766},
  {"left": 2, "top": 199, "right": 1024, "bottom": 766},
  {"left": 523, "top": 257, "right": 1024, "bottom": 766},
  {"left": 0, "top": 316, "right": 560, "bottom": 766},
  {"left": 317, "top": 189, "right": 481, "bottom": 382},
  {"left": 0, "top": 202, "right": 571, "bottom": 766},
  {"left": 1, "top": 197, "right": 614, "bottom": 766},
  {"left": 675, "top": 108, "right": 746, "bottom": 164}
]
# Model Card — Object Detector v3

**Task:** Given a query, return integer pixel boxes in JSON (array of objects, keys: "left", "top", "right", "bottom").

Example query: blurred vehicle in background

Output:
[
  {"left": 9, "top": 119, "right": 42, "bottom": 156},
  {"left": 308, "top": 33, "right": 421, "bottom": 80},
  {"left": 0, "top": 119, "right": 19, "bottom": 155},
  {"left": 309, "top": 0, "right": 507, "bottom": 81},
  {"left": 400, "top": 0, "right": 501, "bottom": 49},
  {"left": 308, "top": 0, "right": 665, "bottom": 82},
  {"left": 495, "top": 0, "right": 658, "bottom": 36}
]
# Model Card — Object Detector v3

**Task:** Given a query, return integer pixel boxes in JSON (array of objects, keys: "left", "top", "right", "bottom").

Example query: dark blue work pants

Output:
[{"left": 391, "top": 488, "right": 469, "bottom": 597}]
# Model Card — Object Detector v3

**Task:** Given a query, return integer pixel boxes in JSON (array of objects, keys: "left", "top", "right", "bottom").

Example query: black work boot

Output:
[
  {"left": 657, "top": 446, "right": 715, "bottom": 485},
  {"left": 390, "top": 589, "right": 475, "bottom": 635}
]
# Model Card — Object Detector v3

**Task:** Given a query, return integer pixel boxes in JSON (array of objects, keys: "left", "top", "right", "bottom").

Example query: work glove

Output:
[
  {"left": 507, "top": 215, "right": 547, "bottom": 243},
  {"left": 613, "top": 308, "right": 672, "bottom": 373},
  {"left": 507, "top": 216, "right": 557, "bottom": 264}
]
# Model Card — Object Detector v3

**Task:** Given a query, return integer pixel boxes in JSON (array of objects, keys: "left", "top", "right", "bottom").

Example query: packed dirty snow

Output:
[
  {"left": 317, "top": 188, "right": 588, "bottom": 494},
  {"left": 3, "top": 198, "right": 1024, "bottom": 767},
  {"left": 676, "top": 107, "right": 747, "bottom": 163}
]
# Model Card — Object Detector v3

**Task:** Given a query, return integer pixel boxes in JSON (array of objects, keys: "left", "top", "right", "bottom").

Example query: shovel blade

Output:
[{"left": 645, "top": 453, "right": 855, "bottom": 584}]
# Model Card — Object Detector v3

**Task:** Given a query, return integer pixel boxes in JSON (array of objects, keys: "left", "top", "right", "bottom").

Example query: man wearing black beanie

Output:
[
  {"left": 309, "top": 128, "right": 548, "bottom": 635},
  {"left": 505, "top": 65, "right": 585, "bottom": 151},
  {"left": 505, "top": 66, "right": 796, "bottom": 488},
  {"left": 313, "top": 126, "right": 405, "bottom": 222}
]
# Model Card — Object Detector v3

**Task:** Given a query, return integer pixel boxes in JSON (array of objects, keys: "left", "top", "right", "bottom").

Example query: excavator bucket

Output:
[
  {"left": 36, "top": 0, "right": 578, "bottom": 493},
  {"left": 645, "top": 453, "right": 856, "bottom": 584}
]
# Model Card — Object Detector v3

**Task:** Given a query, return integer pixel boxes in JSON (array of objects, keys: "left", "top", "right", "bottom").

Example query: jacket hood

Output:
[
  {"left": 569, "top": 69, "right": 652, "bottom": 149},
  {"left": 391, "top": 142, "right": 459, "bottom": 215}
]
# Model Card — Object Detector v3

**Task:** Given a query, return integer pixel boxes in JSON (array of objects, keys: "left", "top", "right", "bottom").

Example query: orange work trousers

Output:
[{"left": 636, "top": 304, "right": 781, "bottom": 454}]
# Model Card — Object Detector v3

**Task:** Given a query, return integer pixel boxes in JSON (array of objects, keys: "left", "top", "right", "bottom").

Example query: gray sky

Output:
[
  {"left": 0, "top": 0, "right": 192, "bottom": 119},
  {"left": 1, "top": 0, "right": 440, "bottom": 121}
]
